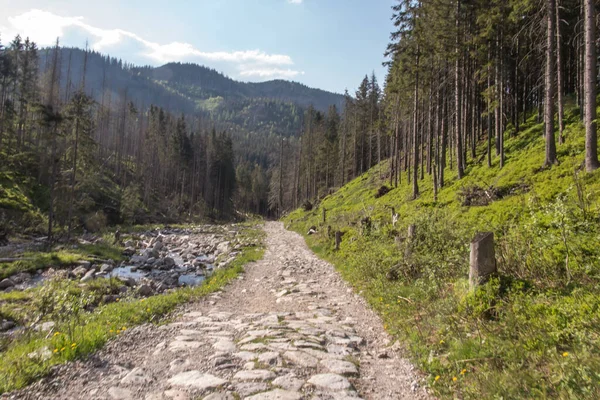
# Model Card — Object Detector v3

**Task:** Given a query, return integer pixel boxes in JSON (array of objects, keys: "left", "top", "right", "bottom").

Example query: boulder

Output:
[
  {"left": 137, "top": 284, "right": 154, "bottom": 297},
  {"left": 164, "top": 257, "right": 175, "bottom": 267},
  {"left": 100, "top": 264, "right": 113, "bottom": 273},
  {"left": 72, "top": 266, "right": 88, "bottom": 278},
  {"left": 81, "top": 269, "right": 96, "bottom": 282},
  {"left": 0, "top": 320, "right": 16, "bottom": 331},
  {"left": 0, "top": 278, "right": 15, "bottom": 290}
]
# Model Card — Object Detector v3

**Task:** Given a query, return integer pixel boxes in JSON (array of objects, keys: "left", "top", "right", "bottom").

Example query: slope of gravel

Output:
[{"left": 4, "top": 222, "right": 432, "bottom": 400}]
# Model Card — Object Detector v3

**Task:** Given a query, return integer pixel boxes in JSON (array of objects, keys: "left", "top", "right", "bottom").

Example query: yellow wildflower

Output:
[
  {"left": 110, "top": 329, "right": 114, "bottom": 333},
  {"left": 439, "top": 340, "right": 445, "bottom": 344},
  {"left": 460, "top": 369, "right": 467, "bottom": 375},
  {"left": 60, "top": 347, "right": 65, "bottom": 352},
  {"left": 434, "top": 376, "right": 440, "bottom": 382},
  {"left": 53, "top": 349, "right": 58, "bottom": 353},
  {"left": 122, "top": 327, "right": 127, "bottom": 331},
  {"left": 53, "top": 332, "right": 60, "bottom": 337},
  {"left": 452, "top": 377, "right": 457, "bottom": 382},
  {"left": 562, "top": 352, "right": 569, "bottom": 357}
]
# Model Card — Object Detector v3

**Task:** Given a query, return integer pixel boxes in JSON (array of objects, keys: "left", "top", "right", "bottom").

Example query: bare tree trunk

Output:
[
  {"left": 556, "top": 0, "right": 565, "bottom": 144},
  {"left": 412, "top": 49, "right": 420, "bottom": 199},
  {"left": 544, "top": 0, "right": 558, "bottom": 167},
  {"left": 584, "top": 0, "right": 599, "bottom": 171},
  {"left": 455, "top": 0, "right": 465, "bottom": 179}
]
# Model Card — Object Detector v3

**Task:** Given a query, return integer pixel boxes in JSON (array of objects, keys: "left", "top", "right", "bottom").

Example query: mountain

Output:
[
  {"left": 140, "top": 62, "right": 344, "bottom": 112},
  {"left": 41, "top": 48, "right": 344, "bottom": 137}
]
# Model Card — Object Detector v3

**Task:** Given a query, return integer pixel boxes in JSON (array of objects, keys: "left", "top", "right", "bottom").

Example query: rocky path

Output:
[{"left": 9, "top": 222, "right": 431, "bottom": 400}]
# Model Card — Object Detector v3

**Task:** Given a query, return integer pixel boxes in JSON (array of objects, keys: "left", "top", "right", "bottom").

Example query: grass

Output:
[
  {"left": 0, "top": 240, "right": 125, "bottom": 280},
  {"left": 0, "top": 221, "right": 265, "bottom": 394},
  {"left": 284, "top": 108, "right": 600, "bottom": 399}
]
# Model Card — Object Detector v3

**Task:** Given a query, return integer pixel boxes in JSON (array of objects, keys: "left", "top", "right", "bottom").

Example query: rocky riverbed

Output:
[{"left": 0, "top": 224, "right": 258, "bottom": 334}]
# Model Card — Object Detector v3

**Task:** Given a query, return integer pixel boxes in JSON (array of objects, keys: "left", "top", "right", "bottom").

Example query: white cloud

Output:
[
  {"left": 2, "top": 9, "right": 302, "bottom": 80},
  {"left": 288, "top": 0, "right": 303, "bottom": 4}
]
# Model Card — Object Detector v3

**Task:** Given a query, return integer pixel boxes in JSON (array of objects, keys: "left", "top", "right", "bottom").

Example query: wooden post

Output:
[
  {"left": 335, "top": 231, "right": 342, "bottom": 250},
  {"left": 322, "top": 208, "right": 327, "bottom": 224},
  {"left": 469, "top": 232, "right": 496, "bottom": 289}
]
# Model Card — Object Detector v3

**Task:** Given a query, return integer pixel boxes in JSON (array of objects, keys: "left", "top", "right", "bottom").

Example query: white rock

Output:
[
  {"left": 307, "top": 373, "right": 352, "bottom": 391},
  {"left": 245, "top": 389, "right": 303, "bottom": 400},
  {"left": 272, "top": 375, "right": 305, "bottom": 391},
  {"left": 108, "top": 386, "right": 133, "bottom": 400},
  {"left": 320, "top": 359, "right": 359, "bottom": 376},
  {"left": 233, "top": 369, "right": 276, "bottom": 382},
  {"left": 121, "top": 367, "right": 152, "bottom": 385},
  {"left": 283, "top": 351, "right": 318, "bottom": 368},
  {"left": 168, "top": 371, "right": 227, "bottom": 391}
]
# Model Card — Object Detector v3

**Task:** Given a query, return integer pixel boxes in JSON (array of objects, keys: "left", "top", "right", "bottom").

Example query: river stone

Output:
[
  {"left": 320, "top": 359, "right": 359, "bottom": 376},
  {"left": 121, "top": 367, "right": 152, "bottom": 385},
  {"left": 245, "top": 389, "right": 303, "bottom": 400},
  {"left": 72, "top": 266, "right": 88, "bottom": 278},
  {"left": 307, "top": 374, "right": 352, "bottom": 391},
  {"left": 0, "top": 278, "right": 16, "bottom": 290},
  {"left": 283, "top": 351, "right": 318, "bottom": 368},
  {"left": 167, "top": 371, "right": 227, "bottom": 391},
  {"left": 233, "top": 369, "right": 276, "bottom": 381},
  {"left": 81, "top": 269, "right": 96, "bottom": 282}
]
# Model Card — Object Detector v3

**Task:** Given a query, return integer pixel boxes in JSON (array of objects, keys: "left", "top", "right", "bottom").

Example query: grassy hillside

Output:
[{"left": 284, "top": 108, "right": 600, "bottom": 399}]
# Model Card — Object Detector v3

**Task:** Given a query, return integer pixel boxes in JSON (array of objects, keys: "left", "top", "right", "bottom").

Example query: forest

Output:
[{"left": 282, "top": 0, "right": 600, "bottom": 210}]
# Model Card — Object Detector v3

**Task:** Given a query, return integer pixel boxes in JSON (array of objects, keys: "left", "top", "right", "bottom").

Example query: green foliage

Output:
[{"left": 284, "top": 113, "right": 600, "bottom": 399}]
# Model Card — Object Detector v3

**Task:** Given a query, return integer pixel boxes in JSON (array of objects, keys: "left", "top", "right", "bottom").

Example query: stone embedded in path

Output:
[
  {"left": 233, "top": 369, "right": 276, "bottom": 381},
  {"left": 235, "top": 382, "right": 270, "bottom": 397},
  {"left": 212, "top": 339, "right": 236, "bottom": 353},
  {"left": 203, "top": 393, "right": 236, "bottom": 400},
  {"left": 163, "top": 389, "right": 190, "bottom": 400},
  {"left": 167, "top": 371, "right": 227, "bottom": 391},
  {"left": 307, "top": 373, "right": 352, "bottom": 391},
  {"left": 258, "top": 351, "right": 280, "bottom": 365},
  {"left": 169, "top": 340, "right": 203, "bottom": 351},
  {"left": 272, "top": 375, "right": 305, "bottom": 391},
  {"left": 283, "top": 351, "right": 319, "bottom": 368},
  {"left": 320, "top": 359, "right": 359, "bottom": 376},
  {"left": 108, "top": 386, "right": 133, "bottom": 400},
  {"left": 245, "top": 389, "right": 303, "bottom": 400},
  {"left": 233, "top": 351, "right": 257, "bottom": 361},
  {"left": 120, "top": 367, "right": 152, "bottom": 385}
]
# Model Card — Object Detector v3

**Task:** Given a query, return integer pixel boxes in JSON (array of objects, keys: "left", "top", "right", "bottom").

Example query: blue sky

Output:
[{"left": 0, "top": 0, "right": 394, "bottom": 94}]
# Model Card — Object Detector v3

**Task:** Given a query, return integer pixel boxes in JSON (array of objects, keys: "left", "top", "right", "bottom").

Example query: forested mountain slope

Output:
[
  {"left": 284, "top": 106, "right": 600, "bottom": 398},
  {"left": 43, "top": 49, "right": 343, "bottom": 137}
]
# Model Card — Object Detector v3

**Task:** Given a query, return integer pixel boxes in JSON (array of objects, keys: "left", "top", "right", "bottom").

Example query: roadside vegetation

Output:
[
  {"left": 0, "top": 221, "right": 264, "bottom": 394},
  {"left": 284, "top": 111, "right": 600, "bottom": 399}
]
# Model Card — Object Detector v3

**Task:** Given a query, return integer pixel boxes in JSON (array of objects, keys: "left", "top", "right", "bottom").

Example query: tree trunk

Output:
[
  {"left": 455, "top": 0, "right": 465, "bottom": 179},
  {"left": 556, "top": 0, "right": 565, "bottom": 144},
  {"left": 584, "top": 0, "right": 599, "bottom": 171},
  {"left": 412, "top": 49, "right": 420, "bottom": 199},
  {"left": 544, "top": 0, "right": 558, "bottom": 167}
]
